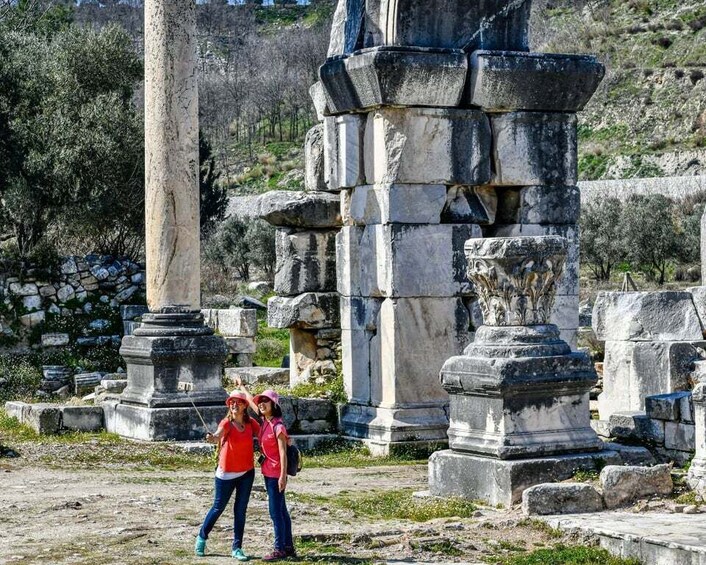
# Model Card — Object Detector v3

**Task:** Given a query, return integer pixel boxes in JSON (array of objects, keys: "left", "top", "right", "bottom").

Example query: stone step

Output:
[
  {"left": 543, "top": 512, "right": 706, "bottom": 563},
  {"left": 224, "top": 367, "right": 289, "bottom": 387}
]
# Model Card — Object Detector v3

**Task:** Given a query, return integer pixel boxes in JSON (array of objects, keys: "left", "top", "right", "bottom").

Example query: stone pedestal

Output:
[
  {"left": 687, "top": 383, "right": 706, "bottom": 495},
  {"left": 428, "top": 236, "right": 604, "bottom": 505}
]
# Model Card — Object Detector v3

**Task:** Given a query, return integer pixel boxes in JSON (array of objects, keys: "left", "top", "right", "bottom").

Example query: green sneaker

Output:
[
  {"left": 195, "top": 535, "right": 206, "bottom": 557},
  {"left": 232, "top": 548, "right": 249, "bottom": 561}
]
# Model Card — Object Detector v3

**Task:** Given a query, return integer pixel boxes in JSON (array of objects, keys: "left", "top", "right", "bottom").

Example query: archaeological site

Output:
[{"left": 2, "top": 0, "right": 706, "bottom": 563}]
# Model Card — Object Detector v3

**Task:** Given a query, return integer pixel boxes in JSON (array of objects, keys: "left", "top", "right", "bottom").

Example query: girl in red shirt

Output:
[{"left": 195, "top": 391, "right": 259, "bottom": 561}]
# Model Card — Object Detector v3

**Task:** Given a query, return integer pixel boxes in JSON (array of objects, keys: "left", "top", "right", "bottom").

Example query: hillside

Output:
[{"left": 216, "top": 0, "right": 706, "bottom": 191}]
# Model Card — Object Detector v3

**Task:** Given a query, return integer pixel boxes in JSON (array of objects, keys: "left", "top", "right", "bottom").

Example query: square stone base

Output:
[
  {"left": 341, "top": 403, "right": 449, "bottom": 443},
  {"left": 103, "top": 401, "right": 226, "bottom": 441},
  {"left": 428, "top": 449, "right": 621, "bottom": 506}
]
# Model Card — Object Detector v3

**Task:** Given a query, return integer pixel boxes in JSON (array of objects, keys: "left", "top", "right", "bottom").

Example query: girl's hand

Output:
[
  {"left": 278, "top": 475, "right": 287, "bottom": 492},
  {"left": 206, "top": 432, "right": 216, "bottom": 444}
]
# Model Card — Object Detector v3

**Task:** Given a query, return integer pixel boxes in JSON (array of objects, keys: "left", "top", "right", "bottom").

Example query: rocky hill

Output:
[{"left": 535, "top": 0, "right": 706, "bottom": 180}]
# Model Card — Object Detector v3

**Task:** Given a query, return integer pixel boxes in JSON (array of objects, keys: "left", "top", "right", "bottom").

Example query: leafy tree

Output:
[
  {"left": 579, "top": 196, "right": 625, "bottom": 281},
  {"left": 0, "top": 23, "right": 144, "bottom": 260},
  {"left": 245, "top": 219, "right": 276, "bottom": 280},
  {"left": 621, "top": 194, "right": 682, "bottom": 285},
  {"left": 200, "top": 132, "right": 228, "bottom": 238}
]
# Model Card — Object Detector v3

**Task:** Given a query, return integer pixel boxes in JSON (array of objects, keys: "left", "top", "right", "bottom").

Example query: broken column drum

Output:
[
  {"left": 318, "top": 0, "right": 604, "bottom": 454},
  {"left": 109, "top": 0, "right": 227, "bottom": 441},
  {"left": 429, "top": 236, "right": 607, "bottom": 506}
]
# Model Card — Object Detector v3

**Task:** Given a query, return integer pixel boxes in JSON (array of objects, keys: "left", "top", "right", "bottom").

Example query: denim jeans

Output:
[
  {"left": 199, "top": 469, "right": 255, "bottom": 550},
  {"left": 264, "top": 476, "right": 293, "bottom": 551}
]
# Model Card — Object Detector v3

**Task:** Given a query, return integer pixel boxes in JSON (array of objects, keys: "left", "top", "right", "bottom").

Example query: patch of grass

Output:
[
  {"left": 332, "top": 488, "right": 477, "bottom": 522},
  {"left": 495, "top": 544, "right": 641, "bottom": 564},
  {"left": 675, "top": 490, "right": 700, "bottom": 505},
  {"left": 254, "top": 318, "right": 289, "bottom": 368},
  {"left": 421, "top": 540, "right": 463, "bottom": 556},
  {"left": 572, "top": 469, "right": 600, "bottom": 482},
  {"left": 578, "top": 153, "right": 612, "bottom": 181},
  {"left": 303, "top": 438, "right": 427, "bottom": 468},
  {"left": 517, "top": 518, "right": 564, "bottom": 539}
]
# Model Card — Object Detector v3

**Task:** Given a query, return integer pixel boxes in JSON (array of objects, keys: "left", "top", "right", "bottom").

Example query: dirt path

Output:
[{"left": 0, "top": 447, "right": 582, "bottom": 565}]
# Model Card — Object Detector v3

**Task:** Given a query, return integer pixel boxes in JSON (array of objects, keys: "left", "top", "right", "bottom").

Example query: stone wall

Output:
[
  {"left": 580, "top": 175, "right": 706, "bottom": 203},
  {"left": 2, "top": 254, "right": 146, "bottom": 336}
]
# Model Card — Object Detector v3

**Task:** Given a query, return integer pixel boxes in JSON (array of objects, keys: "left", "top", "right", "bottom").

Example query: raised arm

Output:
[{"left": 233, "top": 377, "right": 259, "bottom": 415}]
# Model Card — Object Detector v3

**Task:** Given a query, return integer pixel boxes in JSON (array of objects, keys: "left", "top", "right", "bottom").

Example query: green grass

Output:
[
  {"left": 302, "top": 437, "right": 429, "bottom": 468},
  {"left": 253, "top": 318, "right": 289, "bottom": 367},
  {"left": 494, "top": 545, "right": 641, "bottom": 565},
  {"left": 293, "top": 488, "right": 477, "bottom": 522}
]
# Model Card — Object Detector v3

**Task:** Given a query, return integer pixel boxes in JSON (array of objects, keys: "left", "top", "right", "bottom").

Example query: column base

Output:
[
  {"left": 340, "top": 403, "right": 449, "bottom": 455},
  {"left": 428, "top": 448, "right": 621, "bottom": 507},
  {"left": 104, "top": 400, "right": 226, "bottom": 441}
]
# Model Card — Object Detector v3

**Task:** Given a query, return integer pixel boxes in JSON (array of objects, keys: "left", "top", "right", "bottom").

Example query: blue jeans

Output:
[
  {"left": 264, "top": 476, "right": 293, "bottom": 551},
  {"left": 199, "top": 469, "right": 255, "bottom": 550}
]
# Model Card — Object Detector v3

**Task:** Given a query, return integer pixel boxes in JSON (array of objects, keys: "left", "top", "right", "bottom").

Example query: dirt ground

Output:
[{"left": 0, "top": 442, "right": 592, "bottom": 565}]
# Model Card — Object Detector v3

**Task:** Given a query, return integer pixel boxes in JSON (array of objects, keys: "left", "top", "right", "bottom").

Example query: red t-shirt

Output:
[
  {"left": 258, "top": 417, "right": 288, "bottom": 478},
  {"left": 217, "top": 417, "right": 260, "bottom": 473}
]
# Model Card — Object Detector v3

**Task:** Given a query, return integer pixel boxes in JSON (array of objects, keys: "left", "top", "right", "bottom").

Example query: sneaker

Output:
[
  {"left": 232, "top": 548, "right": 249, "bottom": 562},
  {"left": 284, "top": 546, "right": 297, "bottom": 558},
  {"left": 194, "top": 535, "right": 207, "bottom": 557},
  {"left": 262, "top": 549, "right": 287, "bottom": 562}
]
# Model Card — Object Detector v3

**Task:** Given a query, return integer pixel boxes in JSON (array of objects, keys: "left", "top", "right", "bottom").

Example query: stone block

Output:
[
  {"left": 298, "top": 419, "right": 335, "bottom": 434},
  {"left": 364, "top": 107, "right": 491, "bottom": 186},
  {"left": 600, "top": 442, "right": 657, "bottom": 466},
  {"left": 61, "top": 406, "right": 104, "bottom": 432},
  {"left": 295, "top": 397, "right": 336, "bottom": 422},
  {"left": 326, "top": 0, "right": 365, "bottom": 57},
  {"left": 275, "top": 228, "right": 338, "bottom": 296},
  {"left": 485, "top": 223, "right": 579, "bottom": 295},
  {"left": 592, "top": 291, "right": 702, "bottom": 342},
  {"left": 22, "top": 294, "right": 42, "bottom": 311},
  {"left": 233, "top": 353, "right": 253, "bottom": 367},
  {"left": 101, "top": 379, "right": 128, "bottom": 392},
  {"left": 41, "top": 333, "right": 70, "bottom": 347},
  {"left": 202, "top": 308, "right": 258, "bottom": 338},
  {"left": 373, "top": 0, "right": 531, "bottom": 51},
  {"left": 600, "top": 464, "right": 673, "bottom": 509},
  {"left": 4, "top": 401, "right": 29, "bottom": 424},
  {"left": 359, "top": 223, "right": 481, "bottom": 298},
  {"left": 559, "top": 329, "right": 578, "bottom": 351},
  {"left": 324, "top": 114, "right": 365, "bottom": 190},
  {"left": 121, "top": 305, "right": 149, "bottom": 321},
  {"left": 309, "top": 81, "right": 329, "bottom": 121},
  {"left": 646, "top": 391, "right": 692, "bottom": 422},
  {"left": 75, "top": 372, "right": 103, "bottom": 396},
  {"left": 224, "top": 337, "right": 256, "bottom": 354},
  {"left": 224, "top": 367, "right": 289, "bottom": 386},
  {"left": 551, "top": 294, "right": 579, "bottom": 330},
  {"left": 608, "top": 411, "right": 665, "bottom": 445},
  {"left": 348, "top": 184, "right": 447, "bottom": 225},
  {"left": 429, "top": 449, "right": 621, "bottom": 506},
  {"left": 8, "top": 281, "right": 39, "bottom": 296},
  {"left": 468, "top": 51, "right": 605, "bottom": 112},
  {"left": 680, "top": 393, "right": 695, "bottom": 424},
  {"left": 304, "top": 124, "right": 326, "bottom": 191},
  {"left": 686, "top": 286, "right": 706, "bottom": 334},
  {"left": 258, "top": 190, "right": 341, "bottom": 228},
  {"left": 664, "top": 421, "right": 695, "bottom": 451},
  {"left": 25, "top": 404, "right": 61, "bottom": 434},
  {"left": 20, "top": 311, "right": 45, "bottom": 328},
  {"left": 441, "top": 185, "right": 497, "bottom": 225},
  {"left": 268, "top": 293, "right": 340, "bottom": 330},
  {"left": 336, "top": 226, "right": 365, "bottom": 297},
  {"left": 496, "top": 185, "right": 580, "bottom": 225},
  {"left": 590, "top": 419, "right": 611, "bottom": 438},
  {"left": 319, "top": 47, "right": 467, "bottom": 114},
  {"left": 522, "top": 483, "right": 604, "bottom": 516},
  {"left": 490, "top": 112, "right": 577, "bottom": 186}
]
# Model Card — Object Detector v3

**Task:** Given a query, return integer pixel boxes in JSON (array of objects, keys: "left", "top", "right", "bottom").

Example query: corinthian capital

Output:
[{"left": 465, "top": 236, "right": 566, "bottom": 326}]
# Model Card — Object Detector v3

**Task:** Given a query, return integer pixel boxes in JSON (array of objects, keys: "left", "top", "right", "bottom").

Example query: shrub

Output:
[{"left": 0, "top": 356, "right": 42, "bottom": 403}]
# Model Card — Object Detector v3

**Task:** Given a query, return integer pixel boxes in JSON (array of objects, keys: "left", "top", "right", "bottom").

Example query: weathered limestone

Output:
[
  {"left": 274, "top": 229, "right": 338, "bottom": 296},
  {"left": 429, "top": 236, "right": 603, "bottom": 505},
  {"left": 258, "top": 191, "right": 341, "bottom": 228},
  {"left": 268, "top": 293, "right": 340, "bottom": 330},
  {"left": 320, "top": 47, "right": 468, "bottom": 114},
  {"left": 522, "top": 483, "right": 604, "bottom": 516},
  {"left": 687, "top": 383, "right": 706, "bottom": 496},
  {"left": 593, "top": 291, "right": 703, "bottom": 342},
  {"left": 490, "top": 112, "right": 577, "bottom": 186},
  {"left": 364, "top": 108, "right": 491, "bottom": 186},
  {"left": 496, "top": 185, "right": 580, "bottom": 226},
  {"left": 324, "top": 114, "right": 366, "bottom": 191},
  {"left": 600, "top": 464, "right": 673, "bottom": 509},
  {"left": 348, "top": 184, "right": 448, "bottom": 225},
  {"left": 468, "top": 51, "right": 605, "bottom": 112},
  {"left": 110, "top": 0, "right": 228, "bottom": 441},
  {"left": 305, "top": 124, "right": 326, "bottom": 191}
]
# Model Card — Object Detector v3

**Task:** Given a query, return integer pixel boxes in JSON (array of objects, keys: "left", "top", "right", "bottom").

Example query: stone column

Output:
[
  {"left": 428, "top": 236, "right": 617, "bottom": 506},
  {"left": 107, "top": 0, "right": 227, "bottom": 441},
  {"left": 687, "top": 383, "right": 706, "bottom": 496}
]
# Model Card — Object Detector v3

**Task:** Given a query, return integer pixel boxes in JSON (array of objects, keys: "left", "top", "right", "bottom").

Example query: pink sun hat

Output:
[
  {"left": 226, "top": 391, "right": 248, "bottom": 406},
  {"left": 252, "top": 389, "right": 280, "bottom": 407}
]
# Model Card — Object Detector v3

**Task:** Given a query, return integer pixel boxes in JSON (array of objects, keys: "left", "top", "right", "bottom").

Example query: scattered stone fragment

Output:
[
  {"left": 600, "top": 464, "right": 673, "bottom": 509},
  {"left": 522, "top": 483, "right": 604, "bottom": 516}
]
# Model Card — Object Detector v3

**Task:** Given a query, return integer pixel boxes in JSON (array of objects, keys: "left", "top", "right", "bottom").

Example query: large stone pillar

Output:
[
  {"left": 106, "top": 0, "right": 227, "bottom": 441},
  {"left": 428, "top": 236, "right": 617, "bottom": 506}
]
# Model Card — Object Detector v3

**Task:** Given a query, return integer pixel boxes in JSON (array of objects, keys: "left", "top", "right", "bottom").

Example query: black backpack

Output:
[{"left": 286, "top": 443, "right": 302, "bottom": 477}]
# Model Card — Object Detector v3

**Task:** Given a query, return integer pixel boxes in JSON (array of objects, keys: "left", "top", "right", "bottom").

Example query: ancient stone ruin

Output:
[{"left": 308, "top": 0, "right": 604, "bottom": 454}]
